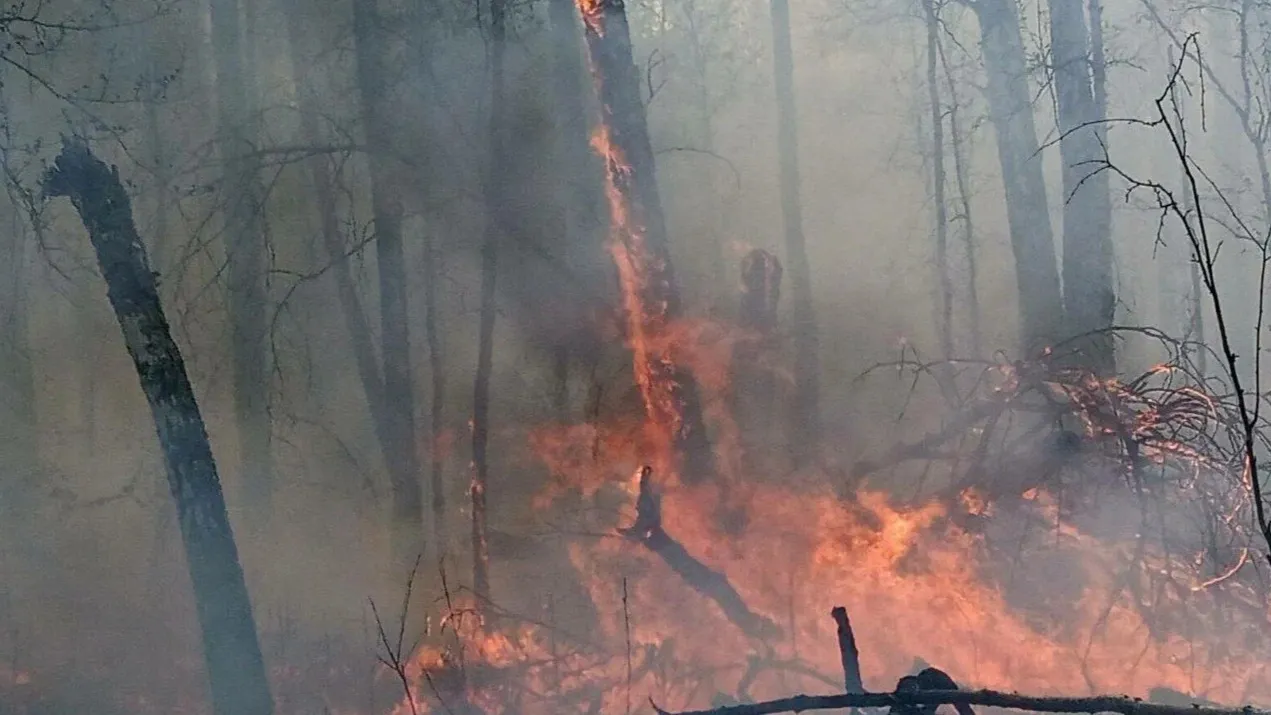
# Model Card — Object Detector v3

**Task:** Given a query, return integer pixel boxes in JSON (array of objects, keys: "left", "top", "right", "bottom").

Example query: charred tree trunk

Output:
[
  {"left": 922, "top": 0, "right": 954, "bottom": 362},
  {"left": 575, "top": 0, "right": 715, "bottom": 483},
  {"left": 208, "top": 0, "right": 272, "bottom": 529},
  {"left": 969, "top": 0, "right": 1064, "bottom": 354},
  {"left": 770, "top": 0, "right": 822, "bottom": 467},
  {"left": 471, "top": 0, "right": 509, "bottom": 605},
  {"left": 353, "top": 0, "right": 424, "bottom": 565},
  {"left": 1050, "top": 0, "right": 1114, "bottom": 374},
  {"left": 44, "top": 138, "right": 273, "bottom": 715}
]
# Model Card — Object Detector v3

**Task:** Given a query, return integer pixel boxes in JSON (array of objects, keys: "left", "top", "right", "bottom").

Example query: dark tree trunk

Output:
[
  {"left": 1050, "top": 0, "right": 1114, "bottom": 374},
  {"left": 970, "top": 0, "right": 1064, "bottom": 354},
  {"left": 44, "top": 138, "right": 273, "bottom": 715},
  {"left": 769, "top": 0, "right": 822, "bottom": 467},
  {"left": 575, "top": 0, "right": 716, "bottom": 484},
  {"left": 208, "top": 0, "right": 272, "bottom": 529},
  {"left": 353, "top": 0, "right": 424, "bottom": 565},
  {"left": 471, "top": 0, "right": 509, "bottom": 605}
]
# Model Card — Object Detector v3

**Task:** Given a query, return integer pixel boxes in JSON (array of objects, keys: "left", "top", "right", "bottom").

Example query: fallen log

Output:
[
  {"left": 651, "top": 689, "right": 1266, "bottom": 715},
  {"left": 620, "top": 466, "right": 781, "bottom": 641}
]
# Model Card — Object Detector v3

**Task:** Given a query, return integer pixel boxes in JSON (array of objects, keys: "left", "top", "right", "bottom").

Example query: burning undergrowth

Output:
[{"left": 381, "top": 324, "right": 1271, "bottom": 715}]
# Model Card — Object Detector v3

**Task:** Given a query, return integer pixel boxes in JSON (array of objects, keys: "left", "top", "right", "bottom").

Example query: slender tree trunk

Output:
[
  {"left": 45, "top": 138, "right": 273, "bottom": 715},
  {"left": 970, "top": 0, "right": 1063, "bottom": 354},
  {"left": 936, "top": 32, "right": 981, "bottom": 357},
  {"left": 353, "top": 0, "right": 425, "bottom": 565},
  {"left": 770, "top": 0, "right": 822, "bottom": 467},
  {"left": 0, "top": 185, "right": 36, "bottom": 517},
  {"left": 423, "top": 230, "right": 447, "bottom": 555},
  {"left": 282, "top": 0, "right": 396, "bottom": 488},
  {"left": 734, "top": 249, "right": 782, "bottom": 457},
  {"left": 208, "top": 0, "right": 272, "bottom": 529},
  {"left": 471, "top": 0, "right": 509, "bottom": 605},
  {"left": 922, "top": 0, "right": 954, "bottom": 362},
  {"left": 1050, "top": 0, "right": 1115, "bottom": 373},
  {"left": 575, "top": 0, "right": 716, "bottom": 483}
]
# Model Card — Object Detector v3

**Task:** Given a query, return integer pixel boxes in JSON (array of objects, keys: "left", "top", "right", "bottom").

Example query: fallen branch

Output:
[
  {"left": 651, "top": 689, "right": 1265, "bottom": 715},
  {"left": 620, "top": 467, "right": 781, "bottom": 641}
]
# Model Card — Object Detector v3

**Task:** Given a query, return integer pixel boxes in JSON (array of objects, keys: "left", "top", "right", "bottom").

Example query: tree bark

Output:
[
  {"left": 208, "top": 0, "right": 272, "bottom": 528},
  {"left": 1050, "top": 0, "right": 1115, "bottom": 373},
  {"left": 44, "top": 137, "right": 273, "bottom": 715},
  {"left": 937, "top": 33, "right": 982, "bottom": 357},
  {"left": 549, "top": 0, "right": 607, "bottom": 422},
  {"left": 769, "top": 0, "right": 822, "bottom": 467},
  {"left": 471, "top": 0, "right": 509, "bottom": 605},
  {"left": 575, "top": 0, "right": 716, "bottom": 484},
  {"left": 969, "top": 0, "right": 1064, "bottom": 354},
  {"left": 353, "top": 0, "right": 424, "bottom": 565}
]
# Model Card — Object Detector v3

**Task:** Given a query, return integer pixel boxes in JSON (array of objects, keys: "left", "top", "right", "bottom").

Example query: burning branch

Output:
[
  {"left": 652, "top": 690, "right": 1267, "bottom": 715},
  {"left": 620, "top": 467, "right": 781, "bottom": 641}
]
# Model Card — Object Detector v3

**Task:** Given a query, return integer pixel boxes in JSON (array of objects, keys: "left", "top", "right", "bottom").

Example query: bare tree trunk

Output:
[
  {"left": 922, "top": 0, "right": 954, "bottom": 362},
  {"left": 282, "top": 0, "right": 394, "bottom": 486},
  {"left": 969, "top": 0, "right": 1064, "bottom": 354},
  {"left": 353, "top": 0, "right": 424, "bottom": 566},
  {"left": 575, "top": 0, "right": 716, "bottom": 483},
  {"left": 208, "top": 0, "right": 272, "bottom": 529},
  {"left": 769, "top": 0, "right": 822, "bottom": 467},
  {"left": 471, "top": 0, "right": 509, "bottom": 606},
  {"left": 936, "top": 32, "right": 981, "bottom": 357},
  {"left": 1050, "top": 0, "right": 1115, "bottom": 373},
  {"left": 45, "top": 138, "right": 273, "bottom": 715},
  {"left": 422, "top": 230, "right": 447, "bottom": 555}
]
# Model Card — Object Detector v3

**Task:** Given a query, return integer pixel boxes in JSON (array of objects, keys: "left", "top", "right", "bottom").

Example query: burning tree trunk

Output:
[
  {"left": 969, "top": 0, "right": 1064, "bottom": 354},
  {"left": 208, "top": 0, "right": 272, "bottom": 531},
  {"left": 352, "top": 0, "right": 425, "bottom": 565},
  {"left": 769, "top": 0, "right": 823, "bottom": 468},
  {"left": 574, "top": 0, "right": 715, "bottom": 483},
  {"left": 471, "top": 0, "right": 509, "bottom": 605},
  {"left": 1050, "top": 0, "right": 1114, "bottom": 373},
  {"left": 44, "top": 137, "right": 273, "bottom": 715}
]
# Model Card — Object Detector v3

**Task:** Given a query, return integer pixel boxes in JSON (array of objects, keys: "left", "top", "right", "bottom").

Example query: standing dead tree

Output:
[
  {"left": 44, "top": 137, "right": 273, "bottom": 715},
  {"left": 574, "top": 0, "right": 716, "bottom": 484}
]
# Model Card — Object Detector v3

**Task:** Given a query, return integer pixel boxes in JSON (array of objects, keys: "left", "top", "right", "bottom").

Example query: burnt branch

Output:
[{"left": 620, "top": 467, "right": 781, "bottom": 642}]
